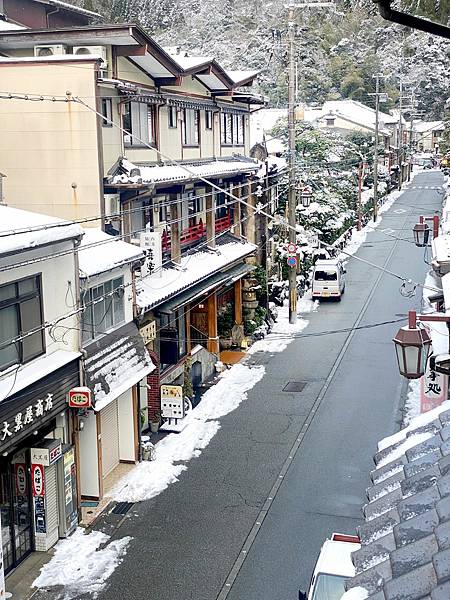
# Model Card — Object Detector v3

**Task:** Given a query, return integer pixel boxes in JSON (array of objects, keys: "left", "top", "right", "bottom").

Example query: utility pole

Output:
[
  {"left": 286, "top": 1, "right": 333, "bottom": 324},
  {"left": 287, "top": 3, "right": 297, "bottom": 324},
  {"left": 373, "top": 73, "right": 380, "bottom": 222},
  {"left": 357, "top": 161, "right": 363, "bottom": 231},
  {"left": 398, "top": 79, "right": 404, "bottom": 191}
]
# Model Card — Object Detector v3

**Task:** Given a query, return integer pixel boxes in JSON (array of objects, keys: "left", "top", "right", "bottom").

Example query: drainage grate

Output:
[
  {"left": 111, "top": 501, "right": 134, "bottom": 515},
  {"left": 283, "top": 381, "right": 307, "bottom": 393}
]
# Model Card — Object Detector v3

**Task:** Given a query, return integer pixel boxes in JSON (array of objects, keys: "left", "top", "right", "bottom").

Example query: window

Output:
[
  {"left": 215, "top": 189, "right": 228, "bottom": 219},
  {"left": 82, "top": 277, "right": 125, "bottom": 342},
  {"left": 168, "top": 106, "right": 178, "bottom": 128},
  {"left": 0, "top": 276, "right": 45, "bottom": 371},
  {"left": 314, "top": 270, "right": 338, "bottom": 281},
  {"left": 101, "top": 98, "right": 112, "bottom": 127},
  {"left": 221, "top": 112, "right": 241, "bottom": 145},
  {"left": 123, "top": 102, "right": 155, "bottom": 146},
  {"left": 182, "top": 109, "right": 200, "bottom": 146},
  {"left": 325, "top": 117, "right": 335, "bottom": 127},
  {"left": 220, "top": 113, "right": 233, "bottom": 145},
  {"left": 205, "top": 110, "right": 213, "bottom": 130}
]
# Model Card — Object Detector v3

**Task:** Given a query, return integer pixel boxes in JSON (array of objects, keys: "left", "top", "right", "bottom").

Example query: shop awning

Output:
[
  {"left": 83, "top": 322, "right": 155, "bottom": 412},
  {"left": 156, "top": 262, "right": 254, "bottom": 314}
]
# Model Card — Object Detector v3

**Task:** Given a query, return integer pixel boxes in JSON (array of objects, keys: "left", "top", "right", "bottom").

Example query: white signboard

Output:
[
  {"left": 161, "top": 385, "right": 184, "bottom": 419},
  {"left": 140, "top": 231, "right": 162, "bottom": 277}
]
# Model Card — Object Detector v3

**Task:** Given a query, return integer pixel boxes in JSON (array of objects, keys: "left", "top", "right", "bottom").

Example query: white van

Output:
[{"left": 312, "top": 260, "right": 345, "bottom": 300}]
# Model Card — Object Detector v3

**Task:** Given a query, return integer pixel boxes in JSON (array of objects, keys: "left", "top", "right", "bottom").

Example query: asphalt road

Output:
[{"left": 34, "top": 170, "right": 445, "bottom": 600}]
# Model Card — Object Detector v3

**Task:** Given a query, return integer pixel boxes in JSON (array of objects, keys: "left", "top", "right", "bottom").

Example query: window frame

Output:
[
  {"left": 101, "top": 98, "right": 113, "bottom": 127},
  {"left": 81, "top": 276, "right": 125, "bottom": 343},
  {"left": 205, "top": 110, "right": 213, "bottom": 130},
  {"left": 123, "top": 101, "right": 156, "bottom": 147},
  {"left": 168, "top": 106, "right": 178, "bottom": 129},
  {"left": 182, "top": 108, "right": 200, "bottom": 147},
  {"left": 0, "top": 275, "right": 45, "bottom": 371}
]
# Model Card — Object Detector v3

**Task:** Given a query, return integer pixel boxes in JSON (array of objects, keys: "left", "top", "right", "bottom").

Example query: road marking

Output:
[
  {"left": 394, "top": 208, "right": 406, "bottom": 214},
  {"left": 215, "top": 190, "right": 420, "bottom": 600}
]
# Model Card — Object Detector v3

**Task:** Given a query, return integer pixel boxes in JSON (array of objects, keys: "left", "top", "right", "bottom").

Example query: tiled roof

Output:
[
  {"left": 345, "top": 401, "right": 450, "bottom": 600},
  {"left": 110, "top": 157, "right": 259, "bottom": 186}
]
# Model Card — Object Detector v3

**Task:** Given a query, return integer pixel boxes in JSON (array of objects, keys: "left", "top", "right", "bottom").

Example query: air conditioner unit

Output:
[
  {"left": 104, "top": 194, "right": 120, "bottom": 216},
  {"left": 73, "top": 46, "right": 107, "bottom": 67},
  {"left": 34, "top": 44, "right": 67, "bottom": 57}
]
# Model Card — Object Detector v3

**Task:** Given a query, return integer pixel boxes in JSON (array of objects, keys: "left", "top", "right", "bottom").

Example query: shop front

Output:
[
  {"left": 80, "top": 322, "right": 155, "bottom": 500},
  {"left": 0, "top": 358, "right": 79, "bottom": 573}
]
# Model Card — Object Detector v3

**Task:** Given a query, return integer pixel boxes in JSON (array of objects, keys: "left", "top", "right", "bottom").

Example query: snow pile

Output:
[
  {"left": 33, "top": 528, "right": 131, "bottom": 599},
  {"left": 248, "top": 301, "right": 310, "bottom": 354},
  {"left": 110, "top": 364, "right": 265, "bottom": 502}
]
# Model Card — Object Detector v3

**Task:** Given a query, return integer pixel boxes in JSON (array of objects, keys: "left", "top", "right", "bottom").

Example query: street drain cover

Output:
[
  {"left": 111, "top": 501, "right": 134, "bottom": 515},
  {"left": 283, "top": 381, "right": 307, "bottom": 392}
]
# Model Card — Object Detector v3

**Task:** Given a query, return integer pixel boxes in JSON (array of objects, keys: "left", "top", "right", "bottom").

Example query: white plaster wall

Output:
[
  {"left": 118, "top": 389, "right": 135, "bottom": 462},
  {"left": 78, "top": 410, "right": 99, "bottom": 498},
  {"left": 0, "top": 239, "right": 80, "bottom": 353}
]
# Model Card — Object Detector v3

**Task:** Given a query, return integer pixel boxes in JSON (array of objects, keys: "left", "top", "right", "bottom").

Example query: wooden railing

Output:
[{"left": 162, "top": 212, "right": 232, "bottom": 252}]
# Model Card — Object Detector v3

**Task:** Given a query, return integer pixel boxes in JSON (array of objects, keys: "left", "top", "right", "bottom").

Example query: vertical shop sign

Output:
[
  {"left": 420, "top": 364, "right": 448, "bottom": 413},
  {"left": 15, "top": 464, "right": 27, "bottom": 496},
  {"left": 31, "top": 464, "right": 45, "bottom": 497}
]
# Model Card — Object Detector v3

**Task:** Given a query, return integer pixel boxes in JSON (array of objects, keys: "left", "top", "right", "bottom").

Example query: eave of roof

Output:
[{"left": 33, "top": 0, "right": 102, "bottom": 19}]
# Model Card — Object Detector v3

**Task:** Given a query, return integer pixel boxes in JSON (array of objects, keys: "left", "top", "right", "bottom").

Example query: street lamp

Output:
[
  {"left": 413, "top": 222, "right": 430, "bottom": 247},
  {"left": 392, "top": 310, "right": 450, "bottom": 379},
  {"left": 393, "top": 320, "right": 432, "bottom": 379},
  {"left": 297, "top": 186, "right": 312, "bottom": 207}
]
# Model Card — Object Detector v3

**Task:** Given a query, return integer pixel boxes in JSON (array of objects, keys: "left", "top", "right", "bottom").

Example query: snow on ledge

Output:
[{"left": 78, "top": 228, "right": 144, "bottom": 277}]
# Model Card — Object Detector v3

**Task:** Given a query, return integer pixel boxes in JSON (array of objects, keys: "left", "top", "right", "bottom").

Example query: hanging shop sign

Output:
[
  {"left": 161, "top": 385, "right": 184, "bottom": 419},
  {"left": 420, "top": 364, "right": 448, "bottom": 413},
  {"left": 31, "top": 439, "right": 63, "bottom": 467},
  {"left": 31, "top": 464, "right": 45, "bottom": 497},
  {"left": 68, "top": 387, "right": 92, "bottom": 409},
  {"left": 15, "top": 463, "right": 27, "bottom": 496},
  {"left": 140, "top": 320, "right": 157, "bottom": 344},
  {"left": 140, "top": 231, "right": 162, "bottom": 277}
]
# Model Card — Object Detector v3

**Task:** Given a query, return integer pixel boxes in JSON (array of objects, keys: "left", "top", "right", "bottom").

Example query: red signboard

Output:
[
  {"left": 68, "top": 387, "right": 92, "bottom": 409},
  {"left": 31, "top": 464, "right": 45, "bottom": 497},
  {"left": 15, "top": 464, "right": 27, "bottom": 496}
]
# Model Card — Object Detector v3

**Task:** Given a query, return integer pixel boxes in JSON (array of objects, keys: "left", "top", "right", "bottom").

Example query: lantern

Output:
[
  {"left": 298, "top": 186, "right": 312, "bottom": 207},
  {"left": 393, "top": 325, "right": 432, "bottom": 379},
  {"left": 413, "top": 222, "right": 430, "bottom": 247}
]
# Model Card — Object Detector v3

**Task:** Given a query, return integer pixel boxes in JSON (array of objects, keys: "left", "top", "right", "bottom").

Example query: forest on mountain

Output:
[{"left": 79, "top": 0, "right": 450, "bottom": 119}]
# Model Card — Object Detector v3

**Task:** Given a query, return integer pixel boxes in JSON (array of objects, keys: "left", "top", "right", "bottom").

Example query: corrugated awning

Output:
[
  {"left": 83, "top": 321, "right": 155, "bottom": 412},
  {"left": 156, "top": 262, "right": 254, "bottom": 314},
  {"left": 165, "top": 94, "right": 217, "bottom": 110}
]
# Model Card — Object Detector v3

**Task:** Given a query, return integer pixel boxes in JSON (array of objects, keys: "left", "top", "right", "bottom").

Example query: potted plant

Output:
[{"left": 150, "top": 410, "right": 162, "bottom": 433}]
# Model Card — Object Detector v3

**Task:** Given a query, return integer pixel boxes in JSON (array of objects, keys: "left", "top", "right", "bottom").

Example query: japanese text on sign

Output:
[{"left": 1, "top": 394, "right": 53, "bottom": 442}]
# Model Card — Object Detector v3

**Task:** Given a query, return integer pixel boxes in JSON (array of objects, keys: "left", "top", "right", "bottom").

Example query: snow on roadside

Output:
[
  {"left": 248, "top": 301, "right": 311, "bottom": 354},
  {"left": 338, "top": 174, "right": 418, "bottom": 261},
  {"left": 33, "top": 528, "right": 131, "bottom": 599},
  {"left": 110, "top": 364, "right": 265, "bottom": 503}
]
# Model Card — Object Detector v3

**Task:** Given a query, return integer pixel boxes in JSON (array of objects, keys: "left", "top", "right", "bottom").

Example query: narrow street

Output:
[{"left": 51, "top": 170, "right": 443, "bottom": 600}]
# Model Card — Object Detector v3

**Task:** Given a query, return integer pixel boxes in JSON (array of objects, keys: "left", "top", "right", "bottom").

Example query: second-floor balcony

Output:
[{"left": 162, "top": 212, "right": 231, "bottom": 253}]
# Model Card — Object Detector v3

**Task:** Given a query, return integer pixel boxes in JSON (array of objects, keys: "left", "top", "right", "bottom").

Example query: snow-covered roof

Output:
[
  {"left": 226, "top": 70, "right": 259, "bottom": 85},
  {"left": 136, "top": 236, "right": 256, "bottom": 310},
  {"left": 0, "top": 206, "right": 83, "bottom": 256},
  {"left": 307, "top": 100, "right": 398, "bottom": 131},
  {"left": 84, "top": 322, "right": 155, "bottom": 412},
  {"left": 78, "top": 228, "right": 144, "bottom": 277},
  {"left": 414, "top": 120, "right": 444, "bottom": 133},
  {"left": 266, "top": 137, "right": 285, "bottom": 155},
  {"left": 0, "top": 350, "right": 81, "bottom": 400},
  {"left": 162, "top": 48, "right": 213, "bottom": 71},
  {"left": 0, "top": 20, "right": 25, "bottom": 31},
  {"left": 111, "top": 157, "right": 259, "bottom": 186}
]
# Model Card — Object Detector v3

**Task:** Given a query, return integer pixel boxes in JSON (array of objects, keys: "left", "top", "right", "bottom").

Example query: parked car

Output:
[
  {"left": 299, "top": 533, "right": 360, "bottom": 600},
  {"left": 311, "top": 260, "right": 346, "bottom": 301}
]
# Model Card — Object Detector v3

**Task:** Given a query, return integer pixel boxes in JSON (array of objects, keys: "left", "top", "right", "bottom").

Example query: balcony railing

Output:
[{"left": 162, "top": 212, "right": 231, "bottom": 252}]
